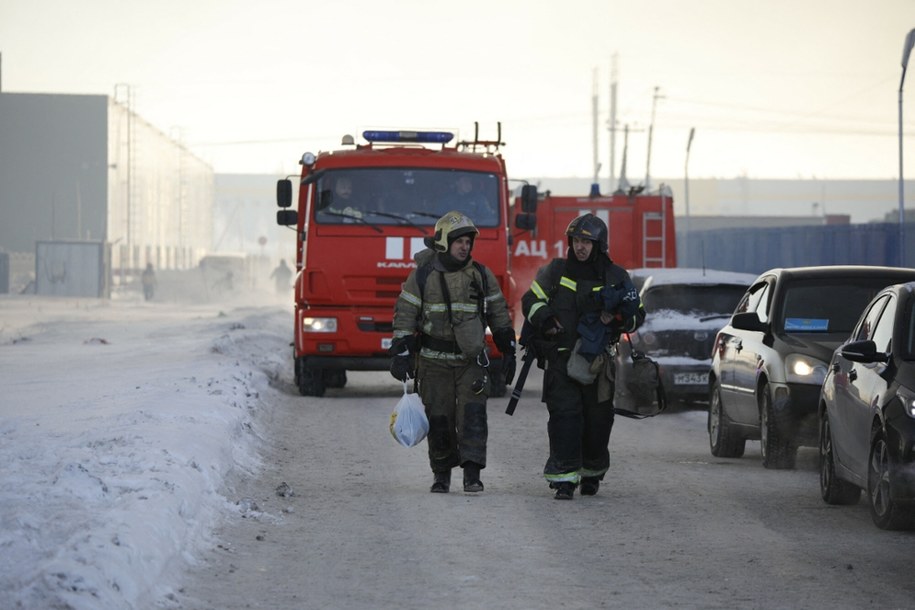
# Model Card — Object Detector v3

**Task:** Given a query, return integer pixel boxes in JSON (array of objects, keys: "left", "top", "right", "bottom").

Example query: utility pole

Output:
[
  {"left": 592, "top": 68, "right": 600, "bottom": 187},
  {"left": 608, "top": 54, "right": 618, "bottom": 193},
  {"left": 684, "top": 127, "right": 695, "bottom": 260},
  {"left": 645, "top": 86, "right": 665, "bottom": 191}
]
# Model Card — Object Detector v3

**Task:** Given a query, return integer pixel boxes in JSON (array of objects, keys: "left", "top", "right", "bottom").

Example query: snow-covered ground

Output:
[{"left": 0, "top": 291, "right": 291, "bottom": 609}]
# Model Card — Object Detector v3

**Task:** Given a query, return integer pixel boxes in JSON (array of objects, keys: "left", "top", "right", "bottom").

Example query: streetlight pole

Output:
[
  {"left": 684, "top": 127, "right": 695, "bottom": 263},
  {"left": 899, "top": 28, "right": 915, "bottom": 267}
]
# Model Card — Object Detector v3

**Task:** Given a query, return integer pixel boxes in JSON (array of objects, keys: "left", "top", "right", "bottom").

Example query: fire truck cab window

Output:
[{"left": 313, "top": 169, "right": 500, "bottom": 228}]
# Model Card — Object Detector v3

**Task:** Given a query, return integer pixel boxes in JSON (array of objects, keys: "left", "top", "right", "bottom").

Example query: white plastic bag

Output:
[{"left": 389, "top": 382, "right": 429, "bottom": 448}]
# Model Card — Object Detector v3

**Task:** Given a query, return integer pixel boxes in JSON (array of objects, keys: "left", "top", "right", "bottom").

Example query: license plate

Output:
[
  {"left": 674, "top": 372, "right": 708, "bottom": 386},
  {"left": 381, "top": 337, "right": 393, "bottom": 350}
]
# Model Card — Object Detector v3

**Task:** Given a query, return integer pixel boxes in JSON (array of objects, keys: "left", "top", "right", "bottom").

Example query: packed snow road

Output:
[
  {"left": 181, "top": 312, "right": 915, "bottom": 609},
  {"left": 4, "top": 296, "right": 912, "bottom": 609}
]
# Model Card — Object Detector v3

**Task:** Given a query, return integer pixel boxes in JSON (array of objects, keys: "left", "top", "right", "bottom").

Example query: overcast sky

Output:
[{"left": 2, "top": 0, "right": 914, "bottom": 182}]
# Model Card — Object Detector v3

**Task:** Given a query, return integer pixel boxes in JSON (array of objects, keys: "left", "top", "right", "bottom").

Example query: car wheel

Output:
[
  {"left": 709, "top": 383, "right": 745, "bottom": 458},
  {"left": 759, "top": 383, "right": 797, "bottom": 470},
  {"left": 295, "top": 360, "right": 326, "bottom": 397},
  {"left": 867, "top": 432, "right": 914, "bottom": 530},
  {"left": 819, "top": 410, "right": 861, "bottom": 505}
]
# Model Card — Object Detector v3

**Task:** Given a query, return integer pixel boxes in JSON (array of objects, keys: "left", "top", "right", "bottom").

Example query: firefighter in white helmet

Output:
[{"left": 390, "top": 211, "right": 516, "bottom": 493}]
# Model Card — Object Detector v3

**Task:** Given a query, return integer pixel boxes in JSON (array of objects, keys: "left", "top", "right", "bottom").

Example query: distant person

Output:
[
  {"left": 270, "top": 259, "right": 293, "bottom": 293},
  {"left": 440, "top": 175, "right": 496, "bottom": 222},
  {"left": 141, "top": 263, "right": 157, "bottom": 301}
]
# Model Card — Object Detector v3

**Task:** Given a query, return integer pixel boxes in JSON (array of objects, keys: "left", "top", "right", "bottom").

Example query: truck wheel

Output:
[
  {"left": 323, "top": 369, "right": 347, "bottom": 389},
  {"left": 759, "top": 383, "right": 796, "bottom": 470},
  {"left": 295, "top": 360, "right": 326, "bottom": 397}
]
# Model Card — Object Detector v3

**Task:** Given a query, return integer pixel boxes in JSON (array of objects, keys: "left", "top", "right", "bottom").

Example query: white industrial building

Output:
[{"left": 0, "top": 90, "right": 214, "bottom": 295}]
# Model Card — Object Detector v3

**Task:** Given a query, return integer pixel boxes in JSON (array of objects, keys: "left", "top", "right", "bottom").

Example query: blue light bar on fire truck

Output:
[{"left": 362, "top": 130, "right": 454, "bottom": 144}]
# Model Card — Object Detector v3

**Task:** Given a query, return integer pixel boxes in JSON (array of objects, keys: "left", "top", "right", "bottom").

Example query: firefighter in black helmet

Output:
[
  {"left": 390, "top": 211, "right": 516, "bottom": 493},
  {"left": 521, "top": 213, "right": 645, "bottom": 499}
]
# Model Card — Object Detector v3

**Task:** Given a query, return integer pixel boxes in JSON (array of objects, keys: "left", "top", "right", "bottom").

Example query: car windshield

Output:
[
  {"left": 780, "top": 279, "right": 895, "bottom": 334},
  {"left": 312, "top": 168, "right": 500, "bottom": 227},
  {"left": 641, "top": 284, "right": 748, "bottom": 316}
]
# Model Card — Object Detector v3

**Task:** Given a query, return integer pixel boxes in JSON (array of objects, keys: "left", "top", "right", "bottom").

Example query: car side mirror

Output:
[
  {"left": 841, "top": 339, "right": 889, "bottom": 364},
  {"left": 730, "top": 311, "right": 767, "bottom": 333}
]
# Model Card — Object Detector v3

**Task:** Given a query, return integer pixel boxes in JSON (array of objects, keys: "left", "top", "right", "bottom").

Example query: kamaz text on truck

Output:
[{"left": 276, "top": 126, "right": 536, "bottom": 397}]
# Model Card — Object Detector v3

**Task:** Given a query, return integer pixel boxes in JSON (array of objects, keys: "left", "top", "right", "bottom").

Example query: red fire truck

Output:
[
  {"left": 509, "top": 186, "right": 677, "bottom": 325},
  {"left": 276, "top": 126, "right": 536, "bottom": 397}
]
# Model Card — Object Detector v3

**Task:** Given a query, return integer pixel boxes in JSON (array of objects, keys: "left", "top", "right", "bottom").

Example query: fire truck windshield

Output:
[{"left": 313, "top": 169, "right": 500, "bottom": 227}]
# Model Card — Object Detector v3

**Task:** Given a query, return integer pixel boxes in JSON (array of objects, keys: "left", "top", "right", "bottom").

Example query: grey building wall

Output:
[
  {"left": 0, "top": 93, "right": 108, "bottom": 252},
  {"left": 0, "top": 91, "right": 215, "bottom": 290}
]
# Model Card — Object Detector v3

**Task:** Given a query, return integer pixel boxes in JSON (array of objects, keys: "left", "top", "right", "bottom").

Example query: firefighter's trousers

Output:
[
  {"left": 541, "top": 351, "right": 615, "bottom": 484},
  {"left": 417, "top": 356, "right": 489, "bottom": 473}
]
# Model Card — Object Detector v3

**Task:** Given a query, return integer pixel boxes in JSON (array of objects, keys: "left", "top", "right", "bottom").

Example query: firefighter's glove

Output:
[
  {"left": 493, "top": 328, "right": 516, "bottom": 356},
  {"left": 540, "top": 316, "right": 564, "bottom": 337},
  {"left": 390, "top": 354, "right": 414, "bottom": 382},
  {"left": 388, "top": 335, "right": 417, "bottom": 357},
  {"left": 493, "top": 328, "right": 517, "bottom": 386},
  {"left": 501, "top": 352, "right": 517, "bottom": 386}
]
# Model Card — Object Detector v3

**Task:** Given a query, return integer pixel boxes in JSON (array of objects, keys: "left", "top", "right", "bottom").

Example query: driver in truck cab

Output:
[{"left": 318, "top": 176, "right": 363, "bottom": 221}]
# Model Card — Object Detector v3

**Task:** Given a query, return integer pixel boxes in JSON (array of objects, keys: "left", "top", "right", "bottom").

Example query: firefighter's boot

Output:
[
  {"left": 553, "top": 482, "right": 575, "bottom": 500},
  {"left": 580, "top": 477, "right": 600, "bottom": 496},
  {"left": 430, "top": 470, "right": 451, "bottom": 493},
  {"left": 463, "top": 462, "right": 484, "bottom": 493}
]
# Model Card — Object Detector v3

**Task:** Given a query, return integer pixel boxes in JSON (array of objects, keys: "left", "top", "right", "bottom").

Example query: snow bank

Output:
[{"left": 0, "top": 296, "right": 292, "bottom": 609}]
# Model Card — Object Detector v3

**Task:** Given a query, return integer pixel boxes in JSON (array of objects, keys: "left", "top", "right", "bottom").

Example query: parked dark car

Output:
[
  {"left": 708, "top": 266, "right": 915, "bottom": 469},
  {"left": 617, "top": 268, "right": 756, "bottom": 407},
  {"left": 819, "top": 282, "right": 915, "bottom": 529}
]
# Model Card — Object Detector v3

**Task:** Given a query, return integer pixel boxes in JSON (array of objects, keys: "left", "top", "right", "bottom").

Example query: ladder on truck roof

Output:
[{"left": 641, "top": 208, "right": 667, "bottom": 267}]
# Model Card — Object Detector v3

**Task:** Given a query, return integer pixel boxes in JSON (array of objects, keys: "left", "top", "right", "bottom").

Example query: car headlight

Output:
[
  {"left": 302, "top": 317, "right": 337, "bottom": 333},
  {"left": 897, "top": 388, "right": 915, "bottom": 419},
  {"left": 785, "top": 353, "right": 828, "bottom": 385}
]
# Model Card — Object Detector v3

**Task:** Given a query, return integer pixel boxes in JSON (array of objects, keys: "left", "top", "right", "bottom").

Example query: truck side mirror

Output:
[
  {"left": 515, "top": 213, "right": 537, "bottom": 231},
  {"left": 277, "top": 179, "right": 293, "bottom": 208},
  {"left": 520, "top": 184, "right": 538, "bottom": 213},
  {"left": 277, "top": 209, "right": 298, "bottom": 226}
]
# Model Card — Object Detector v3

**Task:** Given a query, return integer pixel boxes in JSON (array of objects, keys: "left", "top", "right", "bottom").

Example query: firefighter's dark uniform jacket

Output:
[
  {"left": 521, "top": 254, "right": 645, "bottom": 484},
  {"left": 392, "top": 248, "right": 513, "bottom": 471}
]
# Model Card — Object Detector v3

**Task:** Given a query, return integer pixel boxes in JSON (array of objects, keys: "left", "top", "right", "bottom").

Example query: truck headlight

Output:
[
  {"left": 785, "top": 353, "right": 828, "bottom": 385},
  {"left": 302, "top": 317, "right": 337, "bottom": 333}
]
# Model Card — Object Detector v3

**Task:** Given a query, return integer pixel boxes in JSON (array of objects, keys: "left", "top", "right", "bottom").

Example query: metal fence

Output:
[{"left": 678, "top": 222, "right": 915, "bottom": 275}]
